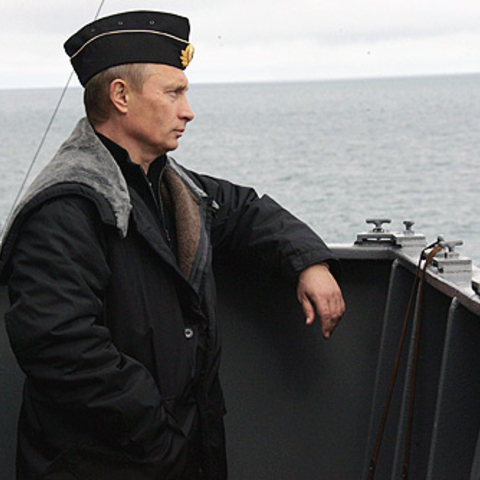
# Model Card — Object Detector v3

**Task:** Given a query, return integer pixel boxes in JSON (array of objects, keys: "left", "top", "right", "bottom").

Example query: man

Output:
[{"left": 0, "top": 10, "right": 345, "bottom": 480}]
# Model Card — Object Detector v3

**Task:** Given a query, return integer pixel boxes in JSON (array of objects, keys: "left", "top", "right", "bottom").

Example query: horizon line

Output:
[{"left": 1, "top": 70, "right": 479, "bottom": 92}]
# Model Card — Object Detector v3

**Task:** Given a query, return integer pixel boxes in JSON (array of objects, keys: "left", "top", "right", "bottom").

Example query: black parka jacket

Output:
[{"left": 0, "top": 119, "right": 339, "bottom": 480}]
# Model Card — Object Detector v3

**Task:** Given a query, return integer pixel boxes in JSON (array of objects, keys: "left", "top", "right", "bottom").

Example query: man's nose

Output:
[{"left": 181, "top": 97, "right": 195, "bottom": 122}]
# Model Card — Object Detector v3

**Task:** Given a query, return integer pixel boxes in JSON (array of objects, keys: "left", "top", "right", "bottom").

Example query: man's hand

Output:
[{"left": 296, "top": 263, "right": 346, "bottom": 340}]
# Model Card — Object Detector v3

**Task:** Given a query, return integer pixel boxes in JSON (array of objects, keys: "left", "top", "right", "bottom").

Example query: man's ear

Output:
[{"left": 109, "top": 79, "right": 129, "bottom": 114}]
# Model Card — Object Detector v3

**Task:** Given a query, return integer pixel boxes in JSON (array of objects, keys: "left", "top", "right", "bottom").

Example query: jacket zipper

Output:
[{"left": 141, "top": 167, "right": 172, "bottom": 245}]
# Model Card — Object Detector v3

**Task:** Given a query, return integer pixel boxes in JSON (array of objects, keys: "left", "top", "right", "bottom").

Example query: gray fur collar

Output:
[{"left": 4, "top": 118, "right": 132, "bottom": 239}]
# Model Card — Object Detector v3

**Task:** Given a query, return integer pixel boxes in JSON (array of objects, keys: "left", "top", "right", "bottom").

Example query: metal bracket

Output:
[
  {"left": 355, "top": 219, "right": 395, "bottom": 244},
  {"left": 392, "top": 220, "right": 427, "bottom": 252},
  {"left": 355, "top": 219, "right": 426, "bottom": 253},
  {"left": 430, "top": 236, "right": 472, "bottom": 285}
]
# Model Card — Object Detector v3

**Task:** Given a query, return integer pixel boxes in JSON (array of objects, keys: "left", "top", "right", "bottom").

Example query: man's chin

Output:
[{"left": 166, "top": 140, "right": 179, "bottom": 153}]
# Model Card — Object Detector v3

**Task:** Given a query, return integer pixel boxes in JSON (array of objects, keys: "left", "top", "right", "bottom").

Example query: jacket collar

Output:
[{"left": 2, "top": 118, "right": 132, "bottom": 243}]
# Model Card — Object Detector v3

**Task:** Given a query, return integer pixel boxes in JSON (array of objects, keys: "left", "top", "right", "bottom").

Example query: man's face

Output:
[{"left": 123, "top": 64, "right": 195, "bottom": 159}]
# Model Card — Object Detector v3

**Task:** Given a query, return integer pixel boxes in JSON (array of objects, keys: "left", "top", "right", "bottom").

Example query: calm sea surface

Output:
[{"left": 1, "top": 74, "right": 479, "bottom": 263}]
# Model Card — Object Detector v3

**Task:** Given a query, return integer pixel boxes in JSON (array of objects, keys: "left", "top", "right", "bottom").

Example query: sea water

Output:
[{"left": 1, "top": 74, "right": 479, "bottom": 263}]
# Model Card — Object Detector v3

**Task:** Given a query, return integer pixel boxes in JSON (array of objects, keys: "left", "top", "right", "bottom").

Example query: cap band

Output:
[{"left": 69, "top": 29, "right": 190, "bottom": 60}]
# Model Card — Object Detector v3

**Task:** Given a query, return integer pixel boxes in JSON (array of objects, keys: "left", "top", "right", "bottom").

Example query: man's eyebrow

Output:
[{"left": 163, "top": 81, "right": 189, "bottom": 91}]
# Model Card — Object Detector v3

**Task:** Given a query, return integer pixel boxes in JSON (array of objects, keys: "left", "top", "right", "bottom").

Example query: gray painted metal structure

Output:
[{"left": 1, "top": 223, "right": 480, "bottom": 479}]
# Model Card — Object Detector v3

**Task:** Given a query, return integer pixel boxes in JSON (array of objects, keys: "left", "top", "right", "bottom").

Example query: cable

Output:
[
  {"left": 1, "top": 0, "right": 107, "bottom": 237},
  {"left": 367, "top": 242, "right": 443, "bottom": 479}
]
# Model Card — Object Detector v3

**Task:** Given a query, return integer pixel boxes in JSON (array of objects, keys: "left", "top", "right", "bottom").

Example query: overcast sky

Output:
[{"left": 1, "top": 0, "right": 479, "bottom": 88}]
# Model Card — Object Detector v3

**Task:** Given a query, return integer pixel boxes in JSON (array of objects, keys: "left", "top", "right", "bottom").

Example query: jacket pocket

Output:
[{"left": 39, "top": 448, "right": 81, "bottom": 480}]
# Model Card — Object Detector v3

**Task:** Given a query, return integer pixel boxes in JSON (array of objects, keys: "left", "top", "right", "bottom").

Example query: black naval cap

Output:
[{"left": 64, "top": 11, "right": 194, "bottom": 87}]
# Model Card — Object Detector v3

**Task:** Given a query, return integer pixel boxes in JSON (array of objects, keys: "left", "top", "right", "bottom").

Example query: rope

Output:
[
  {"left": 367, "top": 242, "right": 443, "bottom": 479},
  {"left": 402, "top": 244, "right": 443, "bottom": 478},
  {"left": 1, "top": 72, "right": 74, "bottom": 236},
  {"left": 1, "top": 0, "right": 107, "bottom": 237},
  {"left": 94, "top": 0, "right": 106, "bottom": 19}
]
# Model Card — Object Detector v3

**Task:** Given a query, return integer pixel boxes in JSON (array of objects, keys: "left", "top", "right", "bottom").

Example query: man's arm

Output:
[
  {"left": 296, "top": 263, "right": 345, "bottom": 339},
  {"left": 194, "top": 173, "right": 345, "bottom": 333},
  {"left": 196, "top": 174, "right": 340, "bottom": 276}
]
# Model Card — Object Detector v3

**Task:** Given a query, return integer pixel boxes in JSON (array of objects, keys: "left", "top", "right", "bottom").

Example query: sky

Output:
[{"left": 1, "top": 0, "right": 479, "bottom": 89}]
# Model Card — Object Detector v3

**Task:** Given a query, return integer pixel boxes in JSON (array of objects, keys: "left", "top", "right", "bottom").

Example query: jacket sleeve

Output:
[
  {"left": 5, "top": 196, "right": 181, "bottom": 460},
  {"left": 198, "top": 174, "right": 340, "bottom": 281}
]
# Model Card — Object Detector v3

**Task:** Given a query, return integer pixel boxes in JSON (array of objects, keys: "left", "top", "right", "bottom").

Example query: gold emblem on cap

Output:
[{"left": 180, "top": 43, "right": 194, "bottom": 67}]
